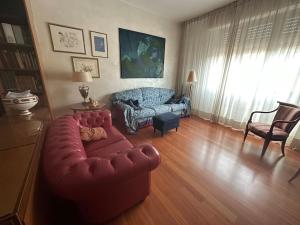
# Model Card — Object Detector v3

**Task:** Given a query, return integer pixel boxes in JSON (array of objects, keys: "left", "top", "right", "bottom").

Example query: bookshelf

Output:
[
  {"left": 0, "top": 0, "right": 53, "bottom": 118},
  {"left": 0, "top": 68, "right": 38, "bottom": 72},
  {"left": 0, "top": 21, "right": 44, "bottom": 95},
  {"left": 0, "top": 42, "right": 34, "bottom": 50}
]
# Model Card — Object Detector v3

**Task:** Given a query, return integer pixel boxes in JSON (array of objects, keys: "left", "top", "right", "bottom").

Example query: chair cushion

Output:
[{"left": 248, "top": 122, "right": 288, "bottom": 140}]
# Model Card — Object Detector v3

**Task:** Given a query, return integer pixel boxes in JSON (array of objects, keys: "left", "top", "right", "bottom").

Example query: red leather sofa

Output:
[{"left": 43, "top": 110, "right": 160, "bottom": 224}]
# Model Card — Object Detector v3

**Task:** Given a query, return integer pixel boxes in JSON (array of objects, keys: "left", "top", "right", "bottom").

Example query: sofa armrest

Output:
[
  {"left": 73, "top": 110, "right": 112, "bottom": 129},
  {"left": 181, "top": 96, "right": 190, "bottom": 105},
  {"left": 114, "top": 101, "right": 133, "bottom": 111},
  {"left": 181, "top": 96, "right": 191, "bottom": 116},
  {"left": 50, "top": 144, "right": 160, "bottom": 200},
  {"left": 113, "top": 101, "right": 138, "bottom": 133}
]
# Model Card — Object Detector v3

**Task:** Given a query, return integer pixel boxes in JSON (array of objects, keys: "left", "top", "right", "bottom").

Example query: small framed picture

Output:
[
  {"left": 72, "top": 56, "right": 100, "bottom": 78},
  {"left": 90, "top": 31, "right": 108, "bottom": 58},
  {"left": 48, "top": 23, "right": 86, "bottom": 54}
]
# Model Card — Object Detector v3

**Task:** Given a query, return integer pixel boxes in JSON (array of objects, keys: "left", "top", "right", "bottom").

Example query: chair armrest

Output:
[
  {"left": 248, "top": 107, "right": 278, "bottom": 123},
  {"left": 269, "top": 118, "right": 300, "bottom": 133}
]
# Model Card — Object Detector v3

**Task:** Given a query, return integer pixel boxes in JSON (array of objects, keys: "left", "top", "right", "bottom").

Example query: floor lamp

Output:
[{"left": 187, "top": 70, "right": 197, "bottom": 99}]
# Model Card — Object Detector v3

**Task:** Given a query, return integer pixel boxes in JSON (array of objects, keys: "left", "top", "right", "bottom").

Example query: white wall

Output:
[{"left": 27, "top": 0, "right": 182, "bottom": 116}]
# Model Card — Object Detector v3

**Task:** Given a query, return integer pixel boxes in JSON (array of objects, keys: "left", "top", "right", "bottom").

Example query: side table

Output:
[{"left": 69, "top": 102, "right": 106, "bottom": 114}]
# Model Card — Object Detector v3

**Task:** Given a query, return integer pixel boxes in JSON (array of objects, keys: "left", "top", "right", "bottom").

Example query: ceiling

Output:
[{"left": 120, "top": 0, "right": 235, "bottom": 22}]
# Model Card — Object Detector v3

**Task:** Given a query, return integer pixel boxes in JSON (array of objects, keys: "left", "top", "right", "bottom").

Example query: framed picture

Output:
[
  {"left": 90, "top": 31, "right": 108, "bottom": 58},
  {"left": 72, "top": 57, "right": 100, "bottom": 78},
  {"left": 48, "top": 23, "right": 86, "bottom": 54},
  {"left": 119, "top": 28, "right": 165, "bottom": 79}
]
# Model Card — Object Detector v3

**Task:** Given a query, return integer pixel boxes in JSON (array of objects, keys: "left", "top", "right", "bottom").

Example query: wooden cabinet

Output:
[{"left": 0, "top": 115, "right": 47, "bottom": 225}]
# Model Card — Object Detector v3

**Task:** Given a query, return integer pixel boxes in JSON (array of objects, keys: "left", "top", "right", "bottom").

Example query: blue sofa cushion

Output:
[
  {"left": 169, "top": 103, "right": 186, "bottom": 112},
  {"left": 159, "top": 88, "right": 175, "bottom": 104},
  {"left": 141, "top": 87, "right": 160, "bottom": 107},
  {"left": 134, "top": 107, "right": 156, "bottom": 119},
  {"left": 151, "top": 105, "right": 172, "bottom": 114}
]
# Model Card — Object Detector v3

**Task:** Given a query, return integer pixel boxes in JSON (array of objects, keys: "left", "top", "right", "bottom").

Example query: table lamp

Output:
[
  {"left": 72, "top": 72, "right": 93, "bottom": 105},
  {"left": 187, "top": 70, "right": 197, "bottom": 98}
]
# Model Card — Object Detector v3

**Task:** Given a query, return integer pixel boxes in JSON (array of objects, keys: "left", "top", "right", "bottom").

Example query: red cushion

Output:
[
  {"left": 87, "top": 139, "right": 133, "bottom": 159},
  {"left": 84, "top": 126, "right": 126, "bottom": 153},
  {"left": 248, "top": 122, "right": 288, "bottom": 139}
]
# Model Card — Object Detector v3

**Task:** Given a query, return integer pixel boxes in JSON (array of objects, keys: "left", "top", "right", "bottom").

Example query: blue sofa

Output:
[{"left": 112, "top": 87, "right": 191, "bottom": 133}]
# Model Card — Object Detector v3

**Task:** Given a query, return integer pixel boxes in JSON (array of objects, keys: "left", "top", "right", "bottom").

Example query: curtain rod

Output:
[{"left": 184, "top": 0, "right": 271, "bottom": 25}]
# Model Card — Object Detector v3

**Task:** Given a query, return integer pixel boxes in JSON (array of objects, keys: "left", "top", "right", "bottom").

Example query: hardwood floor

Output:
[
  {"left": 108, "top": 116, "right": 300, "bottom": 225},
  {"left": 41, "top": 116, "right": 300, "bottom": 225}
]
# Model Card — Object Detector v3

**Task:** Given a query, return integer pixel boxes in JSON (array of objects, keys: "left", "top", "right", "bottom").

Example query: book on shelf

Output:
[
  {"left": 0, "top": 49, "right": 38, "bottom": 70},
  {"left": 12, "top": 25, "right": 25, "bottom": 44},
  {"left": 21, "top": 26, "right": 32, "bottom": 45},
  {"left": 15, "top": 75, "right": 38, "bottom": 92},
  {"left": 15, "top": 51, "right": 25, "bottom": 69},
  {"left": 0, "top": 72, "right": 17, "bottom": 90},
  {"left": 0, "top": 23, "right": 32, "bottom": 45},
  {"left": 0, "top": 54, "right": 4, "bottom": 69},
  {"left": 0, "top": 26, "right": 5, "bottom": 43},
  {"left": 0, "top": 78, "right": 4, "bottom": 92},
  {"left": 1, "top": 23, "right": 16, "bottom": 43}
]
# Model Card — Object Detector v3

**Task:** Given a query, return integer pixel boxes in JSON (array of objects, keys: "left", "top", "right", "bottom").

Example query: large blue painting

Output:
[{"left": 119, "top": 28, "right": 165, "bottom": 78}]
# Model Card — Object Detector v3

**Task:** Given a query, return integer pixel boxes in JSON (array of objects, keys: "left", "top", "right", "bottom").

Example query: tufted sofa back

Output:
[
  {"left": 43, "top": 110, "right": 113, "bottom": 199},
  {"left": 73, "top": 111, "right": 112, "bottom": 129},
  {"left": 43, "top": 110, "right": 160, "bottom": 205},
  {"left": 43, "top": 115, "right": 86, "bottom": 197}
]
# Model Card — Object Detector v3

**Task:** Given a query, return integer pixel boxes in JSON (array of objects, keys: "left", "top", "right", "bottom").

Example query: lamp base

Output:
[
  {"left": 79, "top": 85, "right": 89, "bottom": 105},
  {"left": 81, "top": 101, "right": 89, "bottom": 106}
]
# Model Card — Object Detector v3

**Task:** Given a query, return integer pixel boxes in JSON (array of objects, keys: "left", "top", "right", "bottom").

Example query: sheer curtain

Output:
[{"left": 179, "top": 0, "right": 300, "bottom": 149}]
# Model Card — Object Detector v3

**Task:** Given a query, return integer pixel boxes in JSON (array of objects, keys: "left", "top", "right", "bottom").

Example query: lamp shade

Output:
[
  {"left": 72, "top": 72, "right": 93, "bottom": 83},
  {"left": 187, "top": 70, "right": 197, "bottom": 82}
]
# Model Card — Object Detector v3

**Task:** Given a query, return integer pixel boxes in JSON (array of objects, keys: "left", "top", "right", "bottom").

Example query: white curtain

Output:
[{"left": 179, "top": 0, "right": 300, "bottom": 149}]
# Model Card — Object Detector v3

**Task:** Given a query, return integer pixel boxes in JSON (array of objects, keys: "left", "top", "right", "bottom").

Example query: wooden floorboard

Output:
[
  {"left": 40, "top": 116, "right": 300, "bottom": 225},
  {"left": 108, "top": 116, "right": 300, "bottom": 225}
]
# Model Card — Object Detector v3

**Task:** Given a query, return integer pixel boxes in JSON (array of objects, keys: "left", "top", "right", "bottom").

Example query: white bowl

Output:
[{"left": 2, "top": 95, "right": 39, "bottom": 115}]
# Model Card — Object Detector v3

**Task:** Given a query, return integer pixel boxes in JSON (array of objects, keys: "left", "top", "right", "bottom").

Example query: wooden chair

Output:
[
  {"left": 288, "top": 168, "right": 300, "bottom": 183},
  {"left": 243, "top": 101, "right": 300, "bottom": 158}
]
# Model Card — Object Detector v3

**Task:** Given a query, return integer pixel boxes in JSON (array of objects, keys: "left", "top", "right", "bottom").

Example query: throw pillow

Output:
[
  {"left": 166, "top": 95, "right": 177, "bottom": 104},
  {"left": 166, "top": 95, "right": 185, "bottom": 104},
  {"left": 121, "top": 99, "right": 142, "bottom": 110},
  {"left": 80, "top": 126, "right": 107, "bottom": 142},
  {"left": 176, "top": 96, "right": 185, "bottom": 104}
]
